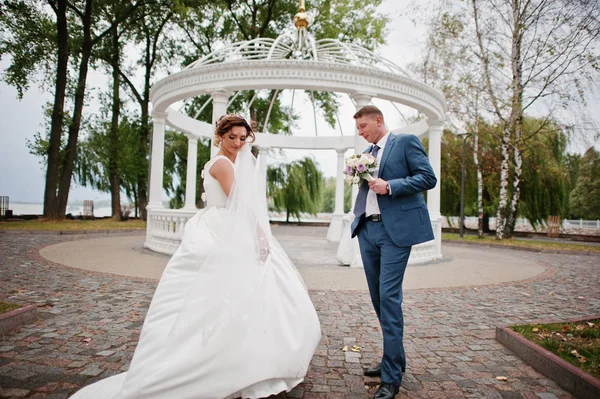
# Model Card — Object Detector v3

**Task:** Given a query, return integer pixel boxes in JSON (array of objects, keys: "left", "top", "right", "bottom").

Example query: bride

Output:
[{"left": 72, "top": 114, "right": 322, "bottom": 398}]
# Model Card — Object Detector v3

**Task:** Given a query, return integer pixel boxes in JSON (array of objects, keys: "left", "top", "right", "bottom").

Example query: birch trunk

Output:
[
  {"left": 505, "top": 0, "right": 525, "bottom": 237},
  {"left": 472, "top": 127, "right": 484, "bottom": 238}
]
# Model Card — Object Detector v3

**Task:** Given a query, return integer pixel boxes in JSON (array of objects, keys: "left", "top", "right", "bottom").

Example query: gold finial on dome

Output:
[{"left": 294, "top": 0, "right": 309, "bottom": 29}]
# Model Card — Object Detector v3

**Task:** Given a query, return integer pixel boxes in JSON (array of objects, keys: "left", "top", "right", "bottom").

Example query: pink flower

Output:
[{"left": 356, "top": 163, "right": 367, "bottom": 173}]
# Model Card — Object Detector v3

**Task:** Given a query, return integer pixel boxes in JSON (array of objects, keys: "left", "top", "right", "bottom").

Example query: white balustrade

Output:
[{"left": 144, "top": 208, "right": 199, "bottom": 255}]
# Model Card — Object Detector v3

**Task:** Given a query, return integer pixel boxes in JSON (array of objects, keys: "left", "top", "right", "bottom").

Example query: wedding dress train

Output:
[{"left": 71, "top": 152, "right": 321, "bottom": 399}]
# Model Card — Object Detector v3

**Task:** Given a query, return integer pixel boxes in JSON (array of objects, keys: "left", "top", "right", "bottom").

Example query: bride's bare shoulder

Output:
[{"left": 208, "top": 157, "right": 234, "bottom": 179}]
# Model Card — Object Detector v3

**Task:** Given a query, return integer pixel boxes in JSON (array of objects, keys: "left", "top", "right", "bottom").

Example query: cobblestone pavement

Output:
[{"left": 1, "top": 229, "right": 599, "bottom": 398}]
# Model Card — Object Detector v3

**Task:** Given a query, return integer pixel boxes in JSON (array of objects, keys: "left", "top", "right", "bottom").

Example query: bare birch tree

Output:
[{"left": 414, "top": 0, "right": 600, "bottom": 238}]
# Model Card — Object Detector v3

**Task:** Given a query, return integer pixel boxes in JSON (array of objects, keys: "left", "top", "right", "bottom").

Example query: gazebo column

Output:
[
  {"left": 327, "top": 148, "right": 347, "bottom": 242},
  {"left": 427, "top": 119, "right": 443, "bottom": 260},
  {"left": 210, "top": 89, "right": 230, "bottom": 158},
  {"left": 183, "top": 134, "right": 198, "bottom": 210},
  {"left": 336, "top": 93, "right": 372, "bottom": 267},
  {"left": 147, "top": 111, "right": 168, "bottom": 209},
  {"left": 258, "top": 146, "right": 270, "bottom": 194}
]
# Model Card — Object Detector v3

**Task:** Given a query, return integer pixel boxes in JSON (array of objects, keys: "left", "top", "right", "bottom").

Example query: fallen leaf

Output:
[
  {"left": 496, "top": 376, "right": 508, "bottom": 381},
  {"left": 532, "top": 327, "right": 539, "bottom": 332},
  {"left": 341, "top": 346, "right": 348, "bottom": 352},
  {"left": 522, "top": 292, "right": 531, "bottom": 297},
  {"left": 587, "top": 322, "right": 595, "bottom": 327},
  {"left": 351, "top": 345, "right": 362, "bottom": 352},
  {"left": 562, "top": 325, "right": 570, "bottom": 332},
  {"left": 473, "top": 287, "right": 478, "bottom": 291},
  {"left": 548, "top": 292, "right": 554, "bottom": 295},
  {"left": 576, "top": 325, "right": 585, "bottom": 331},
  {"left": 570, "top": 349, "right": 587, "bottom": 363},
  {"left": 577, "top": 296, "right": 584, "bottom": 299}
]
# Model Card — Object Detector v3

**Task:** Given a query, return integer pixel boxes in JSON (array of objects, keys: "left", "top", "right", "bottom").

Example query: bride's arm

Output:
[{"left": 209, "top": 159, "right": 235, "bottom": 197}]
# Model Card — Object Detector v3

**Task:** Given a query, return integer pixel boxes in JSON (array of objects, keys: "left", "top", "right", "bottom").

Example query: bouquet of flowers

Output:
[{"left": 343, "top": 153, "right": 377, "bottom": 184}]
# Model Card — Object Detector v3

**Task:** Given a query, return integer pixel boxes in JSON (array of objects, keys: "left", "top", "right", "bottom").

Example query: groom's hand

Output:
[{"left": 368, "top": 178, "right": 389, "bottom": 195}]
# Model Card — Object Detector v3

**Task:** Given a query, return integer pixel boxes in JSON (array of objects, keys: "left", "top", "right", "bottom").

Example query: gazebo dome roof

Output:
[{"left": 184, "top": 34, "right": 410, "bottom": 78}]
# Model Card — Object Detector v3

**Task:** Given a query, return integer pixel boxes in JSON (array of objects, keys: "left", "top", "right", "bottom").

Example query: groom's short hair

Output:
[{"left": 353, "top": 105, "right": 384, "bottom": 122}]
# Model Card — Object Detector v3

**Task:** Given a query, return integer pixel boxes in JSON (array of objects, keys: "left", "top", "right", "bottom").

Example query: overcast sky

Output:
[{"left": 0, "top": 0, "right": 597, "bottom": 204}]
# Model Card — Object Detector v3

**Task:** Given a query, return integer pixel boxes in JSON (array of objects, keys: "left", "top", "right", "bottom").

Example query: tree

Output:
[
  {"left": 1, "top": 0, "right": 147, "bottom": 218},
  {"left": 163, "top": 130, "right": 212, "bottom": 209},
  {"left": 469, "top": 0, "right": 600, "bottom": 238},
  {"left": 267, "top": 157, "right": 323, "bottom": 222},
  {"left": 569, "top": 147, "right": 600, "bottom": 220},
  {"left": 439, "top": 117, "right": 574, "bottom": 231},
  {"left": 76, "top": 113, "right": 144, "bottom": 217},
  {"left": 320, "top": 177, "right": 351, "bottom": 214},
  {"left": 414, "top": 0, "right": 600, "bottom": 238},
  {"left": 119, "top": 0, "right": 187, "bottom": 219}
]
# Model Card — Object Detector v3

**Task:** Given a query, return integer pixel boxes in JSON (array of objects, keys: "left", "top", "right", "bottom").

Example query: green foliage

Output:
[
  {"left": 320, "top": 177, "right": 336, "bottom": 213},
  {"left": 319, "top": 177, "right": 352, "bottom": 213},
  {"left": 0, "top": 1, "right": 57, "bottom": 97},
  {"left": 519, "top": 119, "right": 571, "bottom": 227},
  {"left": 76, "top": 111, "right": 144, "bottom": 205},
  {"left": 440, "top": 117, "right": 575, "bottom": 227},
  {"left": 569, "top": 147, "right": 600, "bottom": 219},
  {"left": 268, "top": 157, "right": 323, "bottom": 222},
  {"left": 163, "top": 130, "right": 211, "bottom": 209},
  {"left": 310, "top": 0, "right": 388, "bottom": 50}
]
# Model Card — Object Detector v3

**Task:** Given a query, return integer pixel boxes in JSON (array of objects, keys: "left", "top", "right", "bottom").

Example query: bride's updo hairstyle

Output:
[{"left": 214, "top": 114, "right": 256, "bottom": 147}]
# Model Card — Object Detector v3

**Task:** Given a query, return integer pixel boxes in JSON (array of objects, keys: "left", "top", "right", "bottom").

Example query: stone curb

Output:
[
  {"left": 0, "top": 229, "right": 144, "bottom": 235},
  {"left": 445, "top": 239, "right": 600, "bottom": 256},
  {"left": 496, "top": 316, "right": 600, "bottom": 399},
  {"left": 0, "top": 304, "right": 37, "bottom": 335}
]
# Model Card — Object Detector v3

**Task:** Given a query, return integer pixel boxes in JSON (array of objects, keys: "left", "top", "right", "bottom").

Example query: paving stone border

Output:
[
  {"left": 445, "top": 240, "right": 600, "bottom": 257},
  {"left": 0, "top": 305, "right": 37, "bottom": 335},
  {"left": 496, "top": 316, "right": 600, "bottom": 399}
]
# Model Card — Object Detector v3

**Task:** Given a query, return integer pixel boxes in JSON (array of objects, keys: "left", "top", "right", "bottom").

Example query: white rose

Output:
[{"left": 352, "top": 175, "right": 360, "bottom": 184}]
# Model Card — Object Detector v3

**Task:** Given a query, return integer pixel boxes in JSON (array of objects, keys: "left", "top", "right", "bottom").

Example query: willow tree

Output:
[
  {"left": 569, "top": 147, "right": 600, "bottom": 220},
  {"left": 267, "top": 157, "right": 323, "bottom": 222},
  {"left": 440, "top": 117, "right": 573, "bottom": 231}
]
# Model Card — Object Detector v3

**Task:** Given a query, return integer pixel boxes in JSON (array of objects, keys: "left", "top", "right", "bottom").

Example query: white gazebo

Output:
[{"left": 145, "top": 2, "right": 446, "bottom": 266}]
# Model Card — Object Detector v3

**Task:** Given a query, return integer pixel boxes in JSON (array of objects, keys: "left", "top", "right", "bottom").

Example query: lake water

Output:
[
  {"left": 9, "top": 203, "right": 113, "bottom": 217},
  {"left": 8, "top": 203, "right": 334, "bottom": 222}
]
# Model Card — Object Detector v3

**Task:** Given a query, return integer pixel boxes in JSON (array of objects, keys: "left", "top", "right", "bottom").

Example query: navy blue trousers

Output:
[{"left": 357, "top": 219, "right": 411, "bottom": 386}]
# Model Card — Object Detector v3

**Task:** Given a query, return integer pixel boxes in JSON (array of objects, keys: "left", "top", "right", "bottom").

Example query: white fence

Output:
[{"left": 444, "top": 216, "right": 600, "bottom": 235}]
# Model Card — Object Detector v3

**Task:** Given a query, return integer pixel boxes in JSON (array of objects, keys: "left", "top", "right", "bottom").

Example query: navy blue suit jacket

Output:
[{"left": 351, "top": 133, "right": 437, "bottom": 247}]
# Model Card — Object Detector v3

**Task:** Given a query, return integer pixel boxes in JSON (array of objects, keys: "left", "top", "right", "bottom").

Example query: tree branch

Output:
[{"left": 119, "top": 69, "right": 143, "bottom": 105}]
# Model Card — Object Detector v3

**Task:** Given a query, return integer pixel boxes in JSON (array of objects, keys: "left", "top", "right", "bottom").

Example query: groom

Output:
[{"left": 351, "top": 105, "right": 437, "bottom": 399}]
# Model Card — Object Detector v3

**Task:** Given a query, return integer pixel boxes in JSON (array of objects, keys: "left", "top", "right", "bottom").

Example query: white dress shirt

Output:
[{"left": 366, "top": 132, "right": 390, "bottom": 217}]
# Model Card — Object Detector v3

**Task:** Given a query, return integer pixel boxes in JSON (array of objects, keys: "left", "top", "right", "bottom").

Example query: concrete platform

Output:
[{"left": 38, "top": 225, "right": 546, "bottom": 290}]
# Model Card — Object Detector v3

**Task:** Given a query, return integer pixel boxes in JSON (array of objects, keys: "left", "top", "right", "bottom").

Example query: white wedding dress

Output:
[{"left": 71, "top": 152, "right": 322, "bottom": 399}]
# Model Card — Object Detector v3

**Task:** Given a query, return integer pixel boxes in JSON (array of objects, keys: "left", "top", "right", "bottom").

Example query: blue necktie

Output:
[{"left": 353, "top": 145, "right": 379, "bottom": 217}]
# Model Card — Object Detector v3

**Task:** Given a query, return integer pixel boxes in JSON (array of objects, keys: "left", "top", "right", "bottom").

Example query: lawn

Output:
[
  {"left": 443, "top": 233, "right": 600, "bottom": 253},
  {"left": 512, "top": 320, "right": 600, "bottom": 380},
  {"left": 0, "top": 218, "right": 146, "bottom": 231},
  {"left": 0, "top": 301, "right": 21, "bottom": 314}
]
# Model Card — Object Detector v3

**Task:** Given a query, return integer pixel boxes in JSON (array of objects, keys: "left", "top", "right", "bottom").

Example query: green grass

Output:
[
  {"left": 512, "top": 320, "right": 600, "bottom": 379},
  {"left": 0, "top": 218, "right": 146, "bottom": 231},
  {"left": 443, "top": 233, "right": 600, "bottom": 253},
  {"left": 0, "top": 301, "right": 21, "bottom": 314}
]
